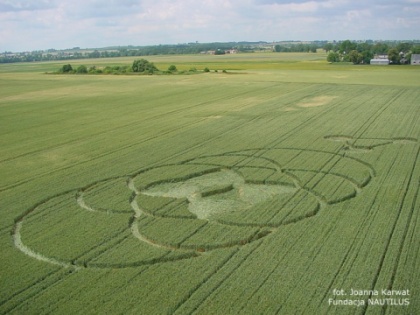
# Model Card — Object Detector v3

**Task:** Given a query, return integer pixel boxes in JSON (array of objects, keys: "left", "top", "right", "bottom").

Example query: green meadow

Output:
[{"left": 0, "top": 52, "right": 419, "bottom": 314}]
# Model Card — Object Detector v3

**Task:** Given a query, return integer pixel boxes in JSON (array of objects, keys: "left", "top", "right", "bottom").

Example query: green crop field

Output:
[{"left": 0, "top": 52, "right": 419, "bottom": 314}]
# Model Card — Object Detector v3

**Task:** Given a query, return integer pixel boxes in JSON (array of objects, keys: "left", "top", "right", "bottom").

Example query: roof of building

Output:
[{"left": 371, "top": 59, "right": 389, "bottom": 62}]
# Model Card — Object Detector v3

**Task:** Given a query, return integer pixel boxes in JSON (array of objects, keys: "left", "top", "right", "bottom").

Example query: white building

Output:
[
  {"left": 370, "top": 59, "right": 389, "bottom": 65},
  {"left": 411, "top": 54, "right": 420, "bottom": 65}
]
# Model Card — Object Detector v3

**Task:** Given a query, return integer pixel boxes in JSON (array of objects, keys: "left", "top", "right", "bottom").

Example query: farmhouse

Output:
[
  {"left": 370, "top": 58, "right": 389, "bottom": 65},
  {"left": 411, "top": 54, "right": 420, "bottom": 65},
  {"left": 370, "top": 54, "right": 389, "bottom": 65}
]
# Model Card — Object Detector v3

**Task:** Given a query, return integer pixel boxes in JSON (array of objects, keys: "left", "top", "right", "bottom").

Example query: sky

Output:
[{"left": 1, "top": 0, "right": 420, "bottom": 52}]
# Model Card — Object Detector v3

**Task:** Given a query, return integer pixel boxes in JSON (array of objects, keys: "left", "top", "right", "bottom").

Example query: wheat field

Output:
[{"left": 1, "top": 53, "right": 419, "bottom": 314}]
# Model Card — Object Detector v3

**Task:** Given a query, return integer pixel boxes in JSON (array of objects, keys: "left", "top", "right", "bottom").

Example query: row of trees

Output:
[
  {"left": 56, "top": 59, "right": 226, "bottom": 75},
  {"left": 4, "top": 40, "right": 419, "bottom": 64},
  {"left": 274, "top": 44, "right": 319, "bottom": 53},
  {"left": 1, "top": 42, "right": 263, "bottom": 64},
  {"left": 58, "top": 59, "right": 160, "bottom": 74},
  {"left": 325, "top": 40, "right": 420, "bottom": 64}
]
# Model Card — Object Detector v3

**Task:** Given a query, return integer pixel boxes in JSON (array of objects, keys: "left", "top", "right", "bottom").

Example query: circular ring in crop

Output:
[{"left": 12, "top": 148, "right": 375, "bottom": 269}]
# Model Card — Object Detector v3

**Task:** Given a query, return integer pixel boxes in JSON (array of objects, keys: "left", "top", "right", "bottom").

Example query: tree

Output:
[
  {"left": 168, "top": 65, "right": 177, "bottom": 72},
  {"left": 132, "top": 59, "right": 158, "bottom": 73},
  {"left": 356, "top": 42, "right": 371, "bottom": 53},
  {"left": 76, "top": 65, "right": 88, "bottom": 74},
  {"left": 274, "top": 45, "right": 281, "bottom": 52},
  {"left": 372, "top": 43, "right": 389, "bottom": 54},
  {"left": 61, "top": 64, "right": 73, "bottom": 73},
  {"left": 327, "top": 52, "right": 340, "bottom": 62},
  {"left": 361, "top": 50, "right": 374, "bottom": 64},
  {"left": 349, "top": 50, "right": 363, "bottom": 64},
  {"left": 411, "top": 46, "right": 420, "bottom": 54},
  {"left": 339, "top": 40, "right": 356, "bottom": 54},
  {"left": 89, "top": 50, "right": 100, "bottom": 58},
  {"left": 323, "top": 43, "right": 334, "bottom": 53},
  {"left": 388, "top": 48, "right": 400, "bottom": 64},
  {"left": 397, "top": 42, "right": 412, "bottom": 53}
]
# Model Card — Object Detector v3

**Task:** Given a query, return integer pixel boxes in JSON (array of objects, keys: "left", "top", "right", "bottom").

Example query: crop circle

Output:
[{"left": 13, "top": 148, "right": 374, "bottom": 269}]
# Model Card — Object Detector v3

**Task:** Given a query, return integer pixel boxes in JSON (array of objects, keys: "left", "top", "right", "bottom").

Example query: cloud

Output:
[
  {"left": 0, "top": 0, "right": 56, "bottom": 12},
  {"left": 1, "top": 0, "right": 419, "bottom": 51}
]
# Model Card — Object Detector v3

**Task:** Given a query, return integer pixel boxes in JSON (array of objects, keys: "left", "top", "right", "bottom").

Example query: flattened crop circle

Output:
[{"left": 12, "top": 148, "right": 374, "bottom": 269}]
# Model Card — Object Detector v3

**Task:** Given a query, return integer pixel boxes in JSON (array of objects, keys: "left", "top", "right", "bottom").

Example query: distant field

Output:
[{"left": 0, "top": 53, "right": 419, "bottom": 314}]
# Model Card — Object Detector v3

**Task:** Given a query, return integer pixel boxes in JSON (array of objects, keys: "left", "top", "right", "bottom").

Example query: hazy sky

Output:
[{"left": 1, "top": 0, "right": 419, "bottom": 52}]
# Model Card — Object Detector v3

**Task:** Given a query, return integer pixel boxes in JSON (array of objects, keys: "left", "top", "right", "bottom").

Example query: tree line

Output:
[
  {"left": 274, "top": 43, "right": 319, "bottom": 53},
  {"left": 57, "top": 59, "right": 163, "bottom": 75},
  {"left": 56, "top": 59, "right": 224, "bottom": 75},
  {"left": 324, "top": 40, "right": 420, "bottom": 64},
  {"left": 3, "top": 40, "right": 419, "bottom": 64},
  {"left": 1, "top": 42, "right": 260, "bottom": 64}
]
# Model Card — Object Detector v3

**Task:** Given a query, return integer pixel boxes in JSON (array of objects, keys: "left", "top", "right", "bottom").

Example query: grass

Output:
[{"left": 0, "top": 52, "right": 419, "bottom": 314}]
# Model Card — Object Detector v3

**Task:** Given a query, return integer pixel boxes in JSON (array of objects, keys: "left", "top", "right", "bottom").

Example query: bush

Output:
[
  {"left": 76, "top": 65, "right": 88, "bottom": 74},
  {"left": 132, "top": 59, "right": 159, "bottom": 74},
  {"left": 103, "top": 66, "right": 113, "bottom": 74},
  {"left": 101, "top": 65, "right": 127, "bottom": 74},
  {"left": 168, "top": 65, "right": 177, "bottom": 72},
  {"left": 327, "top": 52, "right": 340, "bottom": 63},
  {"left": 61, "top": 64, "right": 73, "bottom": 73},
  {"left": 88, "top": 66, "right": 103, "bottom": 74},
  {"left": 204, "top": 67, "right": 210, "bottom": 72}
]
